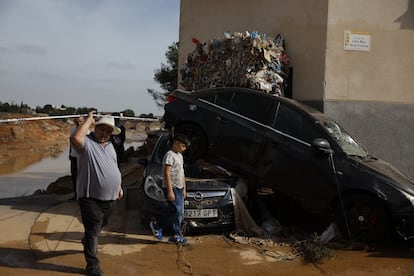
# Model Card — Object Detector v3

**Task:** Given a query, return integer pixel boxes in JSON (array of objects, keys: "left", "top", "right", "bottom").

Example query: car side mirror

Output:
[
  {"left": 137, "top": 157, "right": 148, "bottom": 167},
  {"left": 312, "top": 138, "right": 332, "bottom": 154}
]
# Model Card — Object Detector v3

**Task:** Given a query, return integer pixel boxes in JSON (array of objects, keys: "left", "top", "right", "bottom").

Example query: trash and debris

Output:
[
  {"left": 293, "top": 233, "right": 334, "bottom": 264},
  {"left": 231, "top": 187, "right": 282, "bottom": 237},
  {"left": 319, "top": 222, "right": 341, "bottom": 243},
  {"left": 181, "top": 31, "right": 289, "bottom": 96},
  {"left": 231, "top": 188, "right": 267, "bottom": 237}
]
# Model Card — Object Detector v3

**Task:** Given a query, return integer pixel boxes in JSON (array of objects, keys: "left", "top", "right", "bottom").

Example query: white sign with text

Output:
[{"left": 344, "top": 30, "right": 371, "bottom": 51}]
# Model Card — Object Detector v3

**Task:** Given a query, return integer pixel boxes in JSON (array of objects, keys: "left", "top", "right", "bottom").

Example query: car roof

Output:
[{"left": 173, "top": 87, "right": 331, "bottom": 122}]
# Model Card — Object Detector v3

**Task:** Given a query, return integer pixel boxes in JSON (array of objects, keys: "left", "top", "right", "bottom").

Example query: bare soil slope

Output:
[{"left": 0, "top": 113, "right": 71, "bottom": 174}]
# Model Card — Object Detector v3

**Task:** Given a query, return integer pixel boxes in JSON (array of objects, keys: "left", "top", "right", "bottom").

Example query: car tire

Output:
[
  {"left": 175, "top": 123, "right": 207, "bottom": 162},
  {"left": 335, "top": 194, "right": 390, "bottom": 242}
]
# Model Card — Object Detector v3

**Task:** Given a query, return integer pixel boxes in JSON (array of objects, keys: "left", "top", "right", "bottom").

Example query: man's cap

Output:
[{"left": 95, "top": 115, "right": 121, "bottom": 135}]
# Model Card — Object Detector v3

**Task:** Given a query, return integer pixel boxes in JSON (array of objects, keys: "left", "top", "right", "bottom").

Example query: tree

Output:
[
  {"left": 147, "top": 42, "right": 178, "bottom": 108},
  {"left": 121, "top": 109, "right": 135, "bottom": 117},
  {"left": 43, "top": 104, "right": 53, "bottom": 114},
  {"left": 138, "top": 113, "right": 155, "bottom": 119}
]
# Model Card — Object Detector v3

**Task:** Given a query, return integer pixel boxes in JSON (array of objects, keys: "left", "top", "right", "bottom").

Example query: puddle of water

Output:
[
  {"left": 0, "top": 151, "right": 48, "bottom": 175},
  {"left": 0, "top": 140, "right": 144, "bottom": 199},
  {"left": 0, "top": 147, "right": 71, "bottom": 198}
]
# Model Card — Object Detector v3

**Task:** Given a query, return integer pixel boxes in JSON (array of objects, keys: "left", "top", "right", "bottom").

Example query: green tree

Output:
[
  {"left": 76, "top": 107, "right": 95, "bottom": 114},
  {"left": 138, "top": 113, "right": 155, "bottom": 119},
  {"left": 147, "top": 42, "right": 178, "bottom": 108},
  {"left": 43, "top": 104, "right": 53, "bottom": 114},
  {"left": 121, "top": 109, "right": 135, "bottom": 117},
  {"left": 65, "top": 106, "right": 77, "bottom": 115}
]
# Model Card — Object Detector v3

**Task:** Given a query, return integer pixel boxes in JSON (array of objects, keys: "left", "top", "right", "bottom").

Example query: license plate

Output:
[{"left": 184, "top": 209, "right": 218, "bottom": 218}]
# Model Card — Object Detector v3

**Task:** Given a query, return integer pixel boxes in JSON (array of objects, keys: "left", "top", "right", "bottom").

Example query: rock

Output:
[
  {"left": 45, "top": 175, "right": 73, "bottom": 194},
  {"left": 11, "top": 126, "right": 25, "bottom": 140}
]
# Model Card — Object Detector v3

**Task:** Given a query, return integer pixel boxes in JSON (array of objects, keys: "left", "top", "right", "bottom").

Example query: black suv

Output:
[{"left": 163, "top": 87, "right": 414, "bottom": 241}]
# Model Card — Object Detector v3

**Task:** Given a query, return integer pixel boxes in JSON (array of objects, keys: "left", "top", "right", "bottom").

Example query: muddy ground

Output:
[{"left": 0, "top": 113, "right": 413, "bottom": 275}]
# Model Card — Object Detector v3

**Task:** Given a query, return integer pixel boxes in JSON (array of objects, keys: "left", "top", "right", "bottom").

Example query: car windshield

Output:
[{"left": 322, "top": 120, "right": 368, "bottom": 157}]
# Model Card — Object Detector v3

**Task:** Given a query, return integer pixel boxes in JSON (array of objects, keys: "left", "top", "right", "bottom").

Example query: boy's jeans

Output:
[{"left": 160, "top": 187, "right": 184, "bottom": 236}]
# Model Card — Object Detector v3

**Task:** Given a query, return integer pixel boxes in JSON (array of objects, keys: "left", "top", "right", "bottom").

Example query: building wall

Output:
[
  {"left": 179, "top": 0, "right": 414, "bottom": 177},
  {"left": 179, "top": 0, "right": 329, "bottom": 100},
  {"left": 324, "top": 0, "right": 414, "bottom": 177},
  {"left": 324, "top": 101, "right": 413, "bottom": 177},
  {"left": 325, "top": 0, "right": 414, "bottom": 102}
]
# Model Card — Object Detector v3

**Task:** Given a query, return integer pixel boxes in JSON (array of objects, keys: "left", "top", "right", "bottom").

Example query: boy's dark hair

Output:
[{"left": 173, "top": 134, "right": 191, "bottom": 147}]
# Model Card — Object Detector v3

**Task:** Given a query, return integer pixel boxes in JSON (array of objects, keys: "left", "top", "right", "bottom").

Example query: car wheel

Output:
[
  {"left": 335, "top": 194, "right": 390, "bottom": 242},
  {"left": 175, "top": 123, "right": 207, "bottom": 162}
]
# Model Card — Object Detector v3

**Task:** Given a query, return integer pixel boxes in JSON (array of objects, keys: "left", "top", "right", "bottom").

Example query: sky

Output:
[{"left": 0, "top": 0, "right": 180, "bottom": 116}]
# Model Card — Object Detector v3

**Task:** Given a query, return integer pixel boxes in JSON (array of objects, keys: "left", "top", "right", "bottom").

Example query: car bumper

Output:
[
  {"left": 138, "top": 193, "right": 235, "bottom": 232},
  {"left": 183, "top": 203, "right": 235, "bottom": 232}
]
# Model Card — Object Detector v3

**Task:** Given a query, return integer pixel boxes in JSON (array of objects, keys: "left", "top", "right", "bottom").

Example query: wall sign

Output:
[{"left": 344, "top": 30, "right": 371, "bottom": 51}]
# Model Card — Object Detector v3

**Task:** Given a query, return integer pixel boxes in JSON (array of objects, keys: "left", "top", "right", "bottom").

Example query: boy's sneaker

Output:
[
  {"left": 149, "top": 221, "right": 163, "bottom": 240},
  {"left": 168, "top": 235, "right": 189, "bottom": 245}
]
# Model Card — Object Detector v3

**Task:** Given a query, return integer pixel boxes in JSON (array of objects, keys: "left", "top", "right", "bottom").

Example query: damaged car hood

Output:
[
  {"left": 351, "top": 155, "right": 414, "bottom": 194},
  {"left": 186, "top": 178, "right": 236, "bottom": 190}
]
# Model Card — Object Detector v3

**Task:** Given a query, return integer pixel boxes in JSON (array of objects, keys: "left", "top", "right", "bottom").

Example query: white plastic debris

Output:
[{"left": 318, "top": 222, "right": 340, "bottom": 243}]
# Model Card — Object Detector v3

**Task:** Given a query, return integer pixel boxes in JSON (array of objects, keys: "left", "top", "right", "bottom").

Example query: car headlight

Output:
[{"left": 144, "top": 175, "right": 166, "bottom": 202}]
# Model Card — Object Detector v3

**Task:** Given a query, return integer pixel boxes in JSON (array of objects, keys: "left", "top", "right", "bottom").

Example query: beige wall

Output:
[
  {"left": 325, "top": 0, "right": 414, "bottom": 103},
  {"left": 179, "top": 0, "right": 329, "bottom": 100}
]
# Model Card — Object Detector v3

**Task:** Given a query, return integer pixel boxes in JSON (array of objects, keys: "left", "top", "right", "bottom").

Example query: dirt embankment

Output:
[
  {"left": 0, "top": 113, "right": 72, "bottom": 174},
  {"left": 0, "top": 113, "right": 163, "bottom": 174}
]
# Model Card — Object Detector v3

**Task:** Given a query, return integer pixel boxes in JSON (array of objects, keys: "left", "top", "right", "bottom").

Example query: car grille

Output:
[
  {"left": 183, "top": 190, "right": 235, "bottom": 230},
  {"left": 186, "top": 191, "right": 227, "bottom": 208}
]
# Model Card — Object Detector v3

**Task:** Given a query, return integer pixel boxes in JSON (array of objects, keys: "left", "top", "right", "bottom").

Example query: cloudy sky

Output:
[{"left": 0, "top": 0, "right": 180, "bottom": 116}]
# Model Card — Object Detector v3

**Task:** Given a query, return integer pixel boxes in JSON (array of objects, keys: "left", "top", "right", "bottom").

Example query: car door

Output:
[
  {"left": 260, "top": 102, "right": 336, "bottom": 214},
  {"left": 208, "top": 90, "right": 274, "bottom": 177}
]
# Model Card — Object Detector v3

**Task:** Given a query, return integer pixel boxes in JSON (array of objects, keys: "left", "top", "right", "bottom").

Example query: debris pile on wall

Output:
[{"left": 180, "top": 31, "right": 289, "bottom": 96}]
